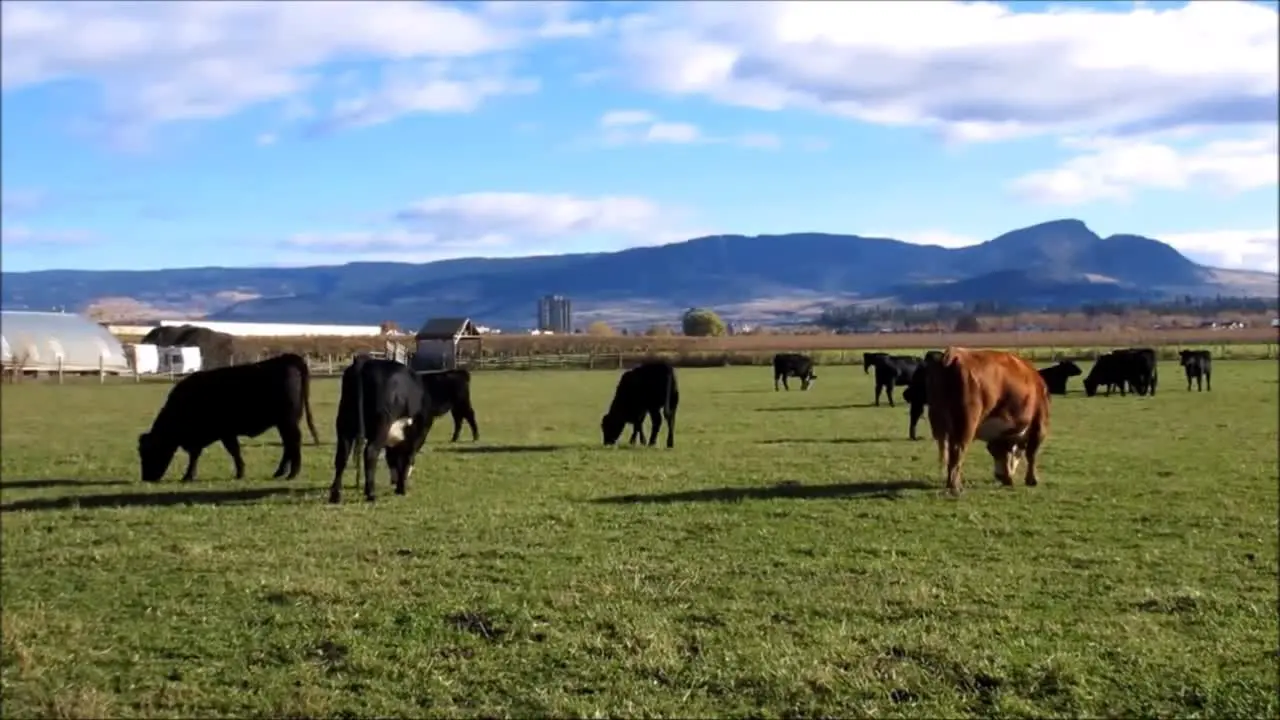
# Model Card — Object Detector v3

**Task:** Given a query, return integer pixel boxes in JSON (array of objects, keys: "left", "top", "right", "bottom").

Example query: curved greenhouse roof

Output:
[{"left": 1, "top": 311, "right": 130, "bottom": 373}]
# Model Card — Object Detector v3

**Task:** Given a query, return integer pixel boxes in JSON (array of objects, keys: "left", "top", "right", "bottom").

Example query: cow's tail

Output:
[
  {"left": 300, "top": 360, "right": 320, "bottom": 445},
  {"left": 664, "top": 370, "right": 675, "bottom": 419}
]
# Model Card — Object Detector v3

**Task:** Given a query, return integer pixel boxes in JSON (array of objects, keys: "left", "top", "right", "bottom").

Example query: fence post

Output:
[
  {"left": 134, "top": 361, "right": 141, "bottom": 383},
  {"left": 98, "top": 354, "right": 105, "bottom": 384},
  {"left": 587, "top": 353, "right": 594, "bottom": 370},
  {"left": 617, "top": 353, "right": 623, "bottom": 370},
  {"left": 57, "top": 356, "right": 64, "bottom": 385}
]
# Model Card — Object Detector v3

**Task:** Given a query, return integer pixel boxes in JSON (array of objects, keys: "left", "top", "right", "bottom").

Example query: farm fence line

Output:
[{"left": 6, "top": 340, "right": 1274, "bottom": 385}]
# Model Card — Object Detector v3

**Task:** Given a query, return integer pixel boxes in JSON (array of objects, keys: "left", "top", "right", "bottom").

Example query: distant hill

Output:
[{"left": 2, "top": 219, "right": 1273, "bottom": 329}]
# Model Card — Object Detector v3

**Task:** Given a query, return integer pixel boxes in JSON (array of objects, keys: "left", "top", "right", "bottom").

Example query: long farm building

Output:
[{"left": 106, "top": 320, "right": 391, "bottom": 338}]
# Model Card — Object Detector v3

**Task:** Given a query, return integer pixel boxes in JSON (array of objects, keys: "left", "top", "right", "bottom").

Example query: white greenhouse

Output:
[{"left": 0, "top": 310, "right": 131, "bottom": 375}]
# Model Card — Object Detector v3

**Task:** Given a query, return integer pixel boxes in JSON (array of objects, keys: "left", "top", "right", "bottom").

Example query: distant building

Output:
[{"left": 537, "top": 295, "right": 572, "bottom": 333}]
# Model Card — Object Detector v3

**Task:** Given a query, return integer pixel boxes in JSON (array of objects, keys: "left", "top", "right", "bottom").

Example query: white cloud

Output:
[
  {"left": 0, "top": 0, "right": 594, "bottom": 138},
  {"left": 319, "top": 60, "right": 539, "bottom": 132},
  {"left": 595, "top": 109, "right": 787, "bottom": 149},
  {"left": 614, "top": 1, "right": 1278, "bottom": 142},
  {"left": 1154, "top": 228, "right": 1279, "bottom": 274},
  {"left": 1, "top": 226, "right": 95, "bottom": 246},
  {"left": 1010, "top": 133, "right": 1279, "bottom": 205},
  {"left": 282, "top": 191, "right": 707, "bottom": 261}
]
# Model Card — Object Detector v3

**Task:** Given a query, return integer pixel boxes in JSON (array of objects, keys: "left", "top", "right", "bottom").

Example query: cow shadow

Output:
[
  {"left": 757, "top": 437, "right": 900, "bottom": 445},
  {"left": 755, "top": 404, "right": 864, "bottom": 413},
  {"left": 0, "top": 478, "right": 132, "bottom": 490},
  {"left": 444, "top": 444, "right": 564, "bottom": 454},
  {"left": 1, "top": 486, "right": 315, "bottom": 513},
  {"left": 711, "top": 389, "right": 771, "bottom": 395},
  {"left": 593, "top": 479, "right": 933, "bottom": 505}
]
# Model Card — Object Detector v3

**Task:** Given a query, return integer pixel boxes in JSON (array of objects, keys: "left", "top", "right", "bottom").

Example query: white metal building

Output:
[{"left": 1, "top": 310, "right": 131, "bottom": 374}]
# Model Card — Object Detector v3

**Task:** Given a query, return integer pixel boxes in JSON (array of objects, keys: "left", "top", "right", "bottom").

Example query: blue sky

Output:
[{"left": 2, "top": 0, "right": 1277, "bottom": 274}]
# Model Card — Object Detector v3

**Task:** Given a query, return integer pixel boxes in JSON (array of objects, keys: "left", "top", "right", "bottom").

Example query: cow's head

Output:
[
  {"left": 600, "top": 413, "right": 625, "bottom": 446},
  {"left": 1178, "top": 350, "right": 1193, "bottom": 366},
  {"left": 800, "top": 372, "right": 817, "bottom": 390},
  {"left": 1059, "top": 361, "right": 1083, "bottom": 377},
  {"left": 862, "top": 353, "right": 883, "bottom": 374},
  {"left": 1082, "top": 375, "right": 1099, "bottom": 397},
  {"left": 137, "top": 431, "right": 177, "bottom": 483}
]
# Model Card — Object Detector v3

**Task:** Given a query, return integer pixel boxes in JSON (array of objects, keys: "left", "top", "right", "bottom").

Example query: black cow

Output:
[
  {"left": 1084, "top": 350, "right": 1156, "bottom": 397},
  {"left": 138, "top": 353, "right": 320, "bottom": 483},
  {"left": 773, "top": 352, "right": 817, "bottom": 391},
  {"left": 903, "top": 364, "right": 929, "bottom": 440},
  {"left": 862, "top": 352, "right": 889, "bottom": 374},
  {"left": 902, "top": 352, "right": 947, "bottom": 439},
  {"left": 867, "top": 354, "right": 922, "bottom": 407},
  {"left": 1038, "top": 361, "right": 1083, "bottom": 396},
  {"left": 602, "top": 361, "right": 679, "bottom": 448},
  {"left": 418, "top": 368, "right": 480, "bottom": 441},
  {"left": 1178, "top": 349, "right": 1212, "bottom": 392},
  {"left": 1122, "top": 347, "right": 1159, "bottom": 395},
  {"left": 330, "top": 356, "right": 434, "bottom": 504}
]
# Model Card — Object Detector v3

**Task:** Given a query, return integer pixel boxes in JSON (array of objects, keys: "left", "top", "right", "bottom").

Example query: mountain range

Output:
[{"left": 2, "top": 219, "right": 1274, "bottom": 329}]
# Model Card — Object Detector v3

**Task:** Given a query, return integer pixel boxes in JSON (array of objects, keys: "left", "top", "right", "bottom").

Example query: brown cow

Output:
[{"left": 924, "top": 347, "right": 1050, "bottom": 494}]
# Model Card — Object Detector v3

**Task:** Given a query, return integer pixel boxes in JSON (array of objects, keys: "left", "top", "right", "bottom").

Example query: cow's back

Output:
[{"left": 926, "top": 348, "right": 1047, "bottom": 441}]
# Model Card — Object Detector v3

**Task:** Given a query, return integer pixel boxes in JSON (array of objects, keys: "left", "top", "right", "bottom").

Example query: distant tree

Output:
[
  {"left": 379, "top": 320, "right": 401, "bottom": 335},
  {"left": 681, "top": 308, "right": 727, "bottom": 337},
  {"left": 953, "top": 314, "right": 982, "bottom": 333},
  {"left": 586, "top": 320, "right": 615, "bottom": 336},
  {"left": 645, "top": 324, "right": 675, "bottom": 337}
]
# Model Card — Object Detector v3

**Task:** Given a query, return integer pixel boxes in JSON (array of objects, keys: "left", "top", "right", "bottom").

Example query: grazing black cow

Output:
[
  {"left": 867, "top": 354, "right": 922, "bottom": 407},
  {"left": 138, "top": 353, "right": 320, "bottom": 483},
  {"left": 1179, "top": 349, "right": 1212, "bottom": 392},
  {"left": 330, "top": 356, "right": 434, "bottom": 504},
  {"left": 601, "top": 361, "right": 679, "bottom": 448},
  {"left": 1084, "top": 350, "right": 1155, "bottom": 397},
  {"left": 773, "top": 352, "right": 817, "bottom": 391},
  {"left": 1038, "top": 361, "right": 1083, "bottom": 396},
  {"left": 418, "top": 368, "right": 480, "bottom": 441}
]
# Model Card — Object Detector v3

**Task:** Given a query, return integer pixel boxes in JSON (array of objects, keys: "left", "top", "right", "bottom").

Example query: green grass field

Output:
[{"left": 2, "top": 362, "right": 1277, "bottom": 718}]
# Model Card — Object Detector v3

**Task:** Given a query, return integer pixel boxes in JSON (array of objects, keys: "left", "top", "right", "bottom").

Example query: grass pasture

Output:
[{"left": 2, "top": 361, "right": 1278, "bottom": 718}]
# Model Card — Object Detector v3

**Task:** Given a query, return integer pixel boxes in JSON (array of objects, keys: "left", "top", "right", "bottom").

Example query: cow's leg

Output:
[
  {"left": 774, "top": 373, "right": 780, "bottom": 391},
  {"left": 663, "top": 407, "right": 676, "bottom": 449},
  {"left": 1022, "top": 421, "right": 1046, "bottom": 487},
  {"left": 1204, "top": 370, "right": 1211, "bottom": 392},
  {"left": 782, "top": 375, "right": 790, "bottom": 391},
  {"left": 1186, "top": 371, "right": 1193, "bottom": 392},
  {"left": 874, "top": 381, "right": 882, "bottom": 406},
  {"left": 362, "top": 441, "right": 381, "bottom": 502},
  {"left": 180, "top": 447, "right": 204, "bottom": 482},
  {"left": 986, "top": 440, "right": 1015, "bottom": 486},
  {"left": 329, "top": 436, "right": 354, "bottom": 503},
  {"left": 220, "top": 436, "right": 246, "bottom": 479},
  {"left": 908, "top": 403, "right": 924, "bottom": 441},
  {"left": 646, "top": 408, "right": 662, "bottom": 446},
  {"left": 628, "top": 416, "right": 644, "bottom": 445},
  {"left": 464, "top": 409, "right": 479, "bottom": 442},
  {"left": 275, "top": 422, "right": 303, "bottom": 479},
  {"left": 885, "top": 381, "right": 896, "bottom": 408},
  {"left": 449, "top": 409, "right": 464, "bottom": 442}
]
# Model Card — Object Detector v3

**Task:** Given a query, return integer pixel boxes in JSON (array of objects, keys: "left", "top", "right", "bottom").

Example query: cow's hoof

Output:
[
  {"left": 394, "top": 488, "right": 407, "bottom": 496},
  {"left": 364, "top": 494, "right": 376, "bottom": 503},
  {"left": 328, "top": 493, "right": 341, "bottom": 504},
  {"left": 1025, "top": 477, "right": 1039, "bottom": 487}
]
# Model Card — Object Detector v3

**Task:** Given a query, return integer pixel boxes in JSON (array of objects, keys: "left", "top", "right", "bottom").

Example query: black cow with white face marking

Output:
[
  {"left": 330, "top": 356, "right": 435, "bottom": 504},
  {"left": 138, "top": 353, "right": 320, "bottom": 483},
  {"left": 1179, "top": 349, "right": 1212, "bottom": 392},
  {"left": 1038, "top": 361, "right": 1083, "bottom": 396},
  {"left": 418, "top": 368, "right": 480, "bottom": 441},
  {"left": 602, "top": 361, "right": 679, "bottom": 448},
  {"left": 867, "top": 354, "right": 922, "bottom": 407},
  {"left": 773, "top": 352, "right": 817, "bottom": 391}
]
